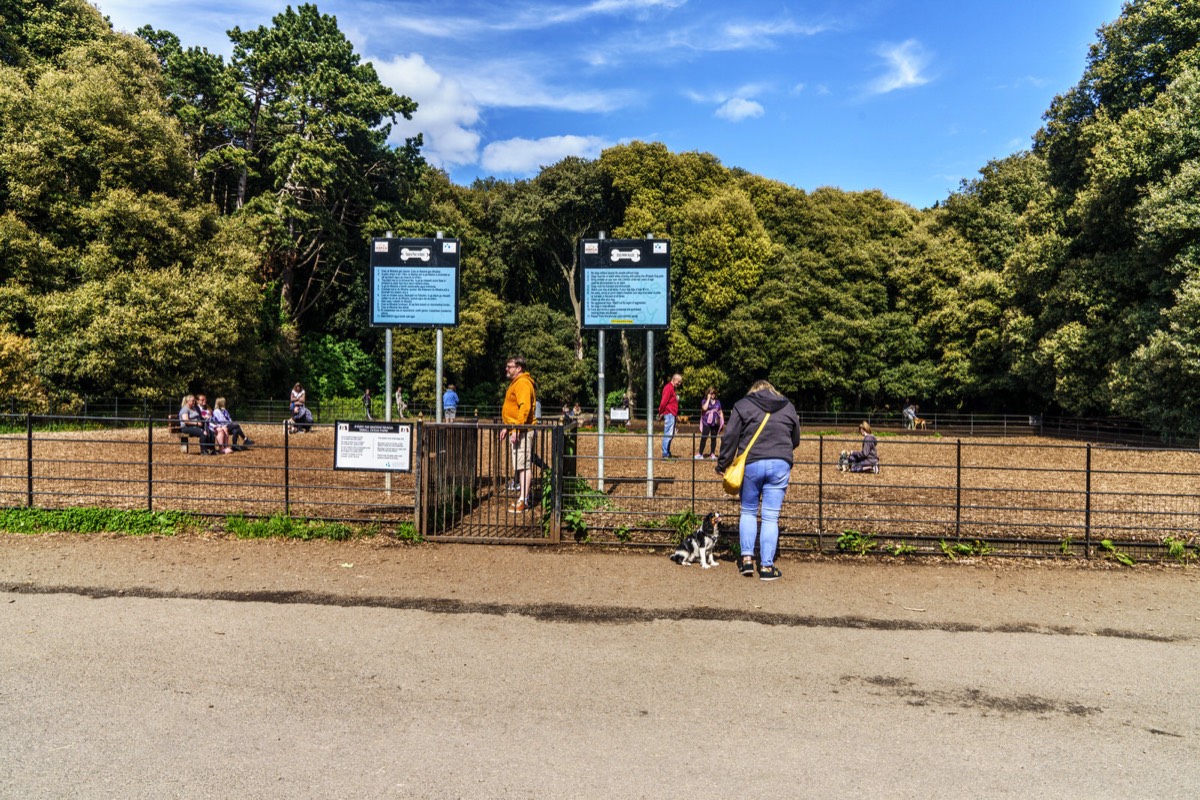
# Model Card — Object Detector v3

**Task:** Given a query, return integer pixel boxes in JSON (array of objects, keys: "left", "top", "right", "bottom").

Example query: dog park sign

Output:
[
  {"left": 368, "top": 237, "right": 461, "bottom": 327},
  {"left": 333, "top": 421, "right": 413, "bottom": 472},
  {"left": 579, "top": 238, "right": 671, "bottom": 329}
]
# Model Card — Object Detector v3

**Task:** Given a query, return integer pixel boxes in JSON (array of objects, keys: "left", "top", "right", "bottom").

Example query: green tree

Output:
[
  {"left": 494, "top": 156, "right": 618, "bottom": 360},
  {"left": 225, "top": 4, "right": 422, "bottom": 333}
]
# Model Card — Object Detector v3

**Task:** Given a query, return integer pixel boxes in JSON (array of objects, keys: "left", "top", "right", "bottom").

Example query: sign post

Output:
[
  {"left": 580, "top": 237, "right": 670, "bottom": 495},
  {"left": 367, "top": 236, "right": 461, "bottom": 516}
]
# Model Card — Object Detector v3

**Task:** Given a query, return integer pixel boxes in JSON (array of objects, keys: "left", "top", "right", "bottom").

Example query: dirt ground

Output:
[
  {"left": 5, "top": 533, "right": 1199, "bottom": 800},
  {"left": 2, "top": 533, "right": 1199, "bottom": 642},
  {"left": 2, "top": 424, "right": 1199, "bottom": 550}
]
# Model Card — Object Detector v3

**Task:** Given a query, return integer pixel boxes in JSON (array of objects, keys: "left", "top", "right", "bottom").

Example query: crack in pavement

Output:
[
  {"left": 843, "top": 675, "right": 1104, "bottom": 717},
  {"left": 1, "top": 582, "right": 1186, "bottom": 642}
]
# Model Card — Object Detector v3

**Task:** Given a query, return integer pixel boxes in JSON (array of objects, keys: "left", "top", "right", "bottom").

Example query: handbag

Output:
[{"left": 722, "top": 413, "right": 771, "bottom": 496}]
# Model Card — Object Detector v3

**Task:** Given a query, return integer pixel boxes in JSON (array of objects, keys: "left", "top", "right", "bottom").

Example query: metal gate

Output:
[{"left": 415, "top": 421, "right": 575, "bottom": 542}]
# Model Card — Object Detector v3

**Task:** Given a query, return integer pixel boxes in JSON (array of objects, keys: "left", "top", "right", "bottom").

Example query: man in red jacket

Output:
[{"left": 657, "top": 373, "right": 682, "bottom": 459}]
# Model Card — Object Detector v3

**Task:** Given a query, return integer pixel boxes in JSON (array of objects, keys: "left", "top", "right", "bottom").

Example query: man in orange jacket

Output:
[{"left": 500, "top": 355, "right": 537, "bottom": 513}]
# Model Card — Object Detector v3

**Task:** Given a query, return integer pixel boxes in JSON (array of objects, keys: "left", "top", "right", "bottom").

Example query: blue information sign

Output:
[
  {"left": 580, "top": 239, "right": 671, "bottom": 330},
  {"left": 369, "top": 238, "right": 460, "bottom": 327}
]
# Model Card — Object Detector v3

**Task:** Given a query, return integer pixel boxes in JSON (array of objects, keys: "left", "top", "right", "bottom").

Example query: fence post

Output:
[
  {"left": 283, "top": 420, "right": 291, "bottom": 516},
  {"left": 414, "top": 421, "right": 425, "bottom": 540},
  {"left": 1084, "top": 443, "right": 1092, "bottom": 558},
  {"left": 690, "top": 428, "right": 697, "bottom": 513},
  {"left": 147, "top": 417, "right": 154, "bottom": 512},
  {"left": 956, "top": 439, "right": 962, "bottom": 539},
  {"left": 550, "top": 423, "right": 563, "bottom": 544},
  {"left": 817, "top": 435, "right": 824, "bottom": 552},
  {"left": 26, "top": 413, "right": 33, "bottom": 508}
]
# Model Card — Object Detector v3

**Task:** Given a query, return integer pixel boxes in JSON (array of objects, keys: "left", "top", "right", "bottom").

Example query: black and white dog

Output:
[{"left": 670, "top": 512, "right": 722, "bottom": 568}]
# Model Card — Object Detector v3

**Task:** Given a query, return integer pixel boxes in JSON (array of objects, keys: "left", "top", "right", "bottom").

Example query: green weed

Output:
[
  {"left": 665, "top": 510, "right": 701, "bottom": 545},
  {"left": 0, "top": 507, "right": 198, "bottom": 536},
  {"left": 888, "top": 542, "right": 917, "bottom": 556},
  {"left": 1162, "top": 535, "right": 1194, "bottom": 564},
  {"left": 938, "top": 539, "right": 992, "bottom": 559},
  {"left": 394, "top": 522, "right": 424, "bottom": 543},
  {"left": 836, "top": 529, "right": 877, "bottom": 555},
  {"left": 225, "top": 513, "right": 355, "bottom": 541},
  {"left": 1099, "top": 539, "right": 1136, "bottom": 567},
  {"left": 613, "top": 524, "right": 633, "bottom": 543}
]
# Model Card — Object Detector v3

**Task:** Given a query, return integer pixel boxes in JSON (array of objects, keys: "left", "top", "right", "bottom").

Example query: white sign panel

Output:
[{"left": 334, "top": 421, "right": 413, "bottom": 472}]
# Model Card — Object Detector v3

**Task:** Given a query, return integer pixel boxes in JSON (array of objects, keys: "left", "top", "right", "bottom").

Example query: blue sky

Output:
[{"left": 95, "top": 0, "right": 1126, "bottom": 209}]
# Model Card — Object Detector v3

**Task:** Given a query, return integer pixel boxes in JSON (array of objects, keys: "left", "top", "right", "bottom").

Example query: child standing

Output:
[{"left": 696, "top": 386, "right": 724, "bottom": 459}]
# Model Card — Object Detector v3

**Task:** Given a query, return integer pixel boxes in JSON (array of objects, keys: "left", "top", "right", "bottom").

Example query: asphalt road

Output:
[{"left": 1, "top": 539, "right": 1198, "bottom": 798}]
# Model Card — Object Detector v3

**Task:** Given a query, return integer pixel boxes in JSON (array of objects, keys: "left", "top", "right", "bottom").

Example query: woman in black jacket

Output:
[{"left": 715, "top": 380, "right": 801, "bottom": 581}]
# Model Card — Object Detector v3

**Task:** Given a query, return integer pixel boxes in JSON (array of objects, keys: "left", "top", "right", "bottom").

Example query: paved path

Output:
[{"left": 2, "top": 537, "right": 1198, "bottom": 798}]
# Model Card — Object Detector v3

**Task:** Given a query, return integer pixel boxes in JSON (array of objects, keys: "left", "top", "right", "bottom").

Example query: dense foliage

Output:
[{"left": 2, "top": 0, "right": 1200, "bottom": 437}]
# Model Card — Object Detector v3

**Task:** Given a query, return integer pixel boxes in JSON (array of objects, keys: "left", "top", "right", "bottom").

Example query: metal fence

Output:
[
  {"left": 11, "top": 397, "right": 1198, "bottom": 447},
  {"left": 2, "top": 414, "right": 1197, "bottom": 561}
]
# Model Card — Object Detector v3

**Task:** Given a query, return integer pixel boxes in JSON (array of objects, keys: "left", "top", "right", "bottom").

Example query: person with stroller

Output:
[{"left": 840, "top": 421, "right": 880, "bottom": 473}]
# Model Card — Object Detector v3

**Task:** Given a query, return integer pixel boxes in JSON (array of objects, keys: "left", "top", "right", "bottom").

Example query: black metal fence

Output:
[
  {"left": 10, "top": 397, "right": 1198, "bottom": 448},
  {"left": 2, "top": 414, "right": 1197, "bottom": 561}
]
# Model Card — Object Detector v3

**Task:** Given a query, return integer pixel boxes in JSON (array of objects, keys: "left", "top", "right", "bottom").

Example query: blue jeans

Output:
[
  {"left": 661, "top": 413, "right": 676, "bottom": 457},
  {"left": 739, "top": 458, "right": 791, "bottom": 567}
]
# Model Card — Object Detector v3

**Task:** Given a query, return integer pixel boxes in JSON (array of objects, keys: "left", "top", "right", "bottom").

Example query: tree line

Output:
[{"left": 2, "top": 0, "right": 1199, "bottom": 436}]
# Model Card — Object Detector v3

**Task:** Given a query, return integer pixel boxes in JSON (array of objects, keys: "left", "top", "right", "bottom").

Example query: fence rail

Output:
[
  {"left": 9, "top": 398, "right": 1197, "bottom": 447},
  {"left": 1, "top": 414, "right": 1197, "bottom": 562}
]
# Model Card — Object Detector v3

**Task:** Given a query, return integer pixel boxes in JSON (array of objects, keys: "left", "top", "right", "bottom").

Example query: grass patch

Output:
[
  {"left": 836, "top": 529, "right": 877, "bottom": 555},
  {"left": 0, "top": 507, "right": 199, "bottom": 536},
  {"left": 225, "top": 513, "right": 355, "bottom": 541},
  {"left": 394, "top": 521, "right": 424, "bottom": 543},
  {"left": 664, "top": 509, "right": 701, "bottom": 545}
]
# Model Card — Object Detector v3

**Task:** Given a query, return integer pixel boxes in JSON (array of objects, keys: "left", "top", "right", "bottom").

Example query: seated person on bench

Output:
[
  {"left": 178, "top": 394, "right": 212, "bottom": 453},
  {"left": 211, "top": 397, "right": 253, "bottom": 450}
]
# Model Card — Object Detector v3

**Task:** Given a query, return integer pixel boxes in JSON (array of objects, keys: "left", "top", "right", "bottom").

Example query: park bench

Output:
[{"left": 167, "top": 417, "right": 192, "bottom": 453}]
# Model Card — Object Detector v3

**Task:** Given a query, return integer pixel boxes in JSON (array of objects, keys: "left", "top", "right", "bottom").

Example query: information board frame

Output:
[
  {"left": 579, "top": 238, "right": 671, "bottom": 331},
  {"left": 333, "top": 420, "right": 414, "bottom": 472},
  {"left": 368, "top": 237, "right": 461, "bottom": 328}
]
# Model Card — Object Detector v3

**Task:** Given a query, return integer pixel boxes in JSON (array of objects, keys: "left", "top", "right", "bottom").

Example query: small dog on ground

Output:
[
  {"left": 670, "top": 511, "right": 721, "bottom": 568},
  {"left": 914, "top": 417, "right": 927, "bottom": 430},
  {"left": 838, "top": 450, "right": 851, "bottom": 471}
]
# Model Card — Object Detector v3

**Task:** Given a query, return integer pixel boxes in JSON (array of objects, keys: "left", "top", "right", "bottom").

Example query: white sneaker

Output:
[{"left": 694, "top": 454, "right": 705, "bottom": 460}]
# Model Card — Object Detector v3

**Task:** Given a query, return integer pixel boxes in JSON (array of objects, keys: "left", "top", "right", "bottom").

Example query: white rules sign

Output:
[{"left": 333, "top": 421, "right": 413, "bottom": 472}]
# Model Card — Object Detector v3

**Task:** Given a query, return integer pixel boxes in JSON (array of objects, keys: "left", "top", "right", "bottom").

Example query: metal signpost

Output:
[
  {"left": 368, "top": 235, "right": 461, "bottom": 496},
  {"left": 580, "top": 235, "right": 671, "bottom": 495}
]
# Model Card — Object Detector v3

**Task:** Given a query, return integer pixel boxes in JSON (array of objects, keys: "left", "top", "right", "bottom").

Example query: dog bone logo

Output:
[
  {"left": 400, "top": 247, "right": 431, "bottom": 262},
  {"left": 610, "top": 248, "right": 641, "bottom": 263}
]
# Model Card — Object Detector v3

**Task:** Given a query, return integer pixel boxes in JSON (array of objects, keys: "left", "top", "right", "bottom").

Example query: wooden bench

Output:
[{"left": 167, "top": 417, "right": 192, "bottom": 453}]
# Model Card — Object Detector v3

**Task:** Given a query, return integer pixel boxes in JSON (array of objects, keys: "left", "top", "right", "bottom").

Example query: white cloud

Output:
[
  {"left": 374, "top": 54, "right": 482, "bottom": 168},
  {"left": 715, "top": 97, "right": 765, "bottom": 121},
  {"left": 372, "top": 51, "right": 633, "bottom": 172},
  {"left": 686, "top": 83, "right": 767, "bottom": 121},
  {"left": 459, "top": 61, "right": 632, "bottom": 112},
  {"left": 480, "top": 135, "right": 612, "bottom": 174},
  {"left": 658, "top": 17, "right": 828, "bottom": 54},
  {"left": 868, "top": 39, "right": 932, "bottom": 94},
  {"left": 721, "top": 19, "right": 829, "bottom": 47},
  {"left": 367, "top": 0, "right": 686, "bottom": 39}
]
